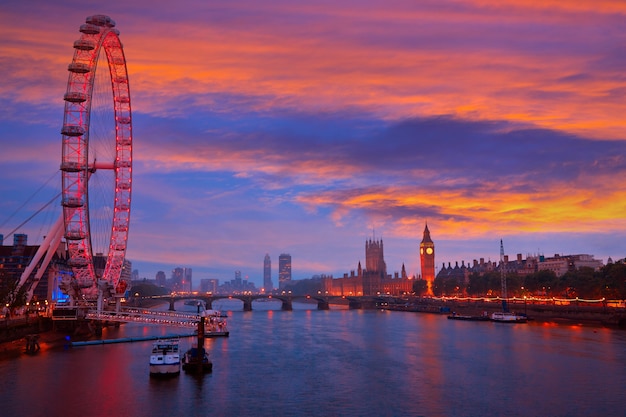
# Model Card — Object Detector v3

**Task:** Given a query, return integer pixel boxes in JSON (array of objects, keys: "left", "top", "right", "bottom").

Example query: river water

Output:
[{"left": 1, "top": 300, "right": 625, "bottom": 417}]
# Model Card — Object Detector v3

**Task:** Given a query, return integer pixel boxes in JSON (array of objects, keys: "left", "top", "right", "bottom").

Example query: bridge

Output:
[
  {"left": 154, "top": 294, "right": 386, "bottom": 312},
  {"left": 49, "top": 304, "right": 230, "bottom": 338}
]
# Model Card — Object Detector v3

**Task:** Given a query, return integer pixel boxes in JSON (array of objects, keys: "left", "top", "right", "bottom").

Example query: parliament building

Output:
[{"left": 320, "top": 224, "right": 435, "bottom": 296}]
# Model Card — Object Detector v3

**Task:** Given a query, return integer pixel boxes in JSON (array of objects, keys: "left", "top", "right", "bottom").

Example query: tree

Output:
[
  {"left": 600, "top": 261, "right": 626, "bottom": 299},
  {"left": 466, "top": 272, "right": 487, "bottom": 296},
  {"left": 523, "top": 270, "right": 557, "bottom": 296},
  {"left": 412, "top": 279, "right": 428, "bottom": 296},
  {"left": 562, "top": 267, "right": 600, "bottom": 298}
]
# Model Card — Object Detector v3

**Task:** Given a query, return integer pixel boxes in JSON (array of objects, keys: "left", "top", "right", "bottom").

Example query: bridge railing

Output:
[{"left": 86, "top": 308, "right": 203, "bottom": 328}]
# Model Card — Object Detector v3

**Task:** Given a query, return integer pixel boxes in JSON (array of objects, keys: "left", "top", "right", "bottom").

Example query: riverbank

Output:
[
  {"left": 0, "top": 326, "right": 69, "bottom": 360},
  {"left": 385, "top": 298, "right": 626, "bottom": 328},
  {"left": 0, "top": 299, "right": 188, "bottom": 359}
]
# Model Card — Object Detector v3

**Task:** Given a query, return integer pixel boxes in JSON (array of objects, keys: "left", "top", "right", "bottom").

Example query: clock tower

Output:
[{"left": 419, "top": 223, "right": 435, "bottom": 295}]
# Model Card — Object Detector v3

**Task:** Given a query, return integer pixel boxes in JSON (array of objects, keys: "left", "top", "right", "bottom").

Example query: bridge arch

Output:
[{"left": 163, "top": 294, "right": 375, "bottom": 311}]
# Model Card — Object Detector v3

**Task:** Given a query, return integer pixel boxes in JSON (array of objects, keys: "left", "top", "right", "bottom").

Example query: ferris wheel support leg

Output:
[
  {"left": 15, "top": 214, "right": 65, "bottom": 303},
  {"left": 97, "top": 290, "right": 104, "bottom": 313},
  {"left": 25, "top": 217, "right": 65, "bottom": 304}
]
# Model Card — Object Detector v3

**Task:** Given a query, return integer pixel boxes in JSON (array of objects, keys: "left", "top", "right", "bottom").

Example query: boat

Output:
[
  {"left": 447, "top": 312, "right": 490, "bottom": 321},
  {"left": 193, "top": 310, "right": 229, "bottom": 337},
  {"left": 204, "top": 312, "right": 229, "bottom": 337},
  {"left": 149, "top": 338, "right": 180, "bottom": 377},
  {"left": 181, "top": 345, "right": 213, "bottom": 373},
  {"left": 490, "top": 311, "right": 528, "bottom": 323},
  {"left": 182, "top": 316, "right": 213, "bottom": 373}
]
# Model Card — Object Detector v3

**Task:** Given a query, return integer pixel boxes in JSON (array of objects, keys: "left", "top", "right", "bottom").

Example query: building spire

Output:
[{"left": 422, "top": 221, "right": 433, "bottom": 244}]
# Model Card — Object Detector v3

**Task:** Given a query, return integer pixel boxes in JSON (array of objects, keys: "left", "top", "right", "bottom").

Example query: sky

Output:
[{"left": 1, "top": 0, "right": 626, "bottom": 289}]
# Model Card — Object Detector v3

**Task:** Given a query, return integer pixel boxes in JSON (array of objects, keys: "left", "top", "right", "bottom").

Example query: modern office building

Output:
[
  {"left": 155, "top": 271, "right": 166, "bottom": 287},
  {"left": 170, "top": 267, "right": 192, "bottom": 292},
  {"left": 278, "top": 253, "right": 292, "bottom": 289},
  {"left": 200, "top": 278, "right": 219, "bottom": 293},
  {"left": 263, "top": 253, "right": 273, "bottom": 292}
]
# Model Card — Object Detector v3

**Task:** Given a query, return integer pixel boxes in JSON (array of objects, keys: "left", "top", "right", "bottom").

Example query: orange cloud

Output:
[{"left": 2, "top": 1, "right": 626, "bottom": 139}]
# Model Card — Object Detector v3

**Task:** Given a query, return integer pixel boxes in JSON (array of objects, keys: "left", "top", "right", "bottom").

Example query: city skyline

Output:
[{"left": 1, "top": 1, "right": 626, "bottom": 289}]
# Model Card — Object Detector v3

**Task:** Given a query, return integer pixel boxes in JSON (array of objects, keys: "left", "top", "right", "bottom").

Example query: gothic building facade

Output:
[{"left": 321, "top": 238, "right": 413, "bottom": 296}]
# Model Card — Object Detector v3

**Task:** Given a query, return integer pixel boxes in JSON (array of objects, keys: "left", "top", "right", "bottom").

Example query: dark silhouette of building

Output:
[
  {"left": 200, "top": 278, "right": 219, "bottom": 293},
  {"left": 278, "top": 254, "right": 291, "bottom": 289},
  {"left": 155, "top": 271, "right": 166, "bottom": 287},
  {"left": 219, "top": 271, "right": 256, "bottom": 293},
  {"left": 263, "top": 253, "right": 273, "bottom": 292},
  {"left": 169, "top": 267, "right": 192, "bottom": 292},
  {"left": 0, "top": 234, "right": 70, "bottom": 305}
]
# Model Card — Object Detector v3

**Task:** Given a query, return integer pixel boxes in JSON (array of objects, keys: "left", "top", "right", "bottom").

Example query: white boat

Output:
[
  {"left": 490, "top": 311, "right": 528, "bottom": 323},
  {"left": 149, "top": 338, "right": 181, "bottom": 376}
]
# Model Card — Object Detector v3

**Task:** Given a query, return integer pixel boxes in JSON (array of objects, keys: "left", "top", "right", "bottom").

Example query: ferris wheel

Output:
[{"left": 60, "top": 15, "right": 132, "bottom": 301}]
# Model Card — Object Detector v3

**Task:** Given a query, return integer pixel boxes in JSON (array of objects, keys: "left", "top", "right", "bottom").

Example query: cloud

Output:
[
  {"left": 132, "top": 110, "right": 626, "bottom": 242},
  {"left": 2, "top": 0, "right": 626, "bottom": 284}
]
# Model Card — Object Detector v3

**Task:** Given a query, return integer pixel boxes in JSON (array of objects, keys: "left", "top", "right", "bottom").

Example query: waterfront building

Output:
[
  {"left": 263, "top": 253, "right": 273, "bottom": 292},
  {"left": 537, "top": 254, "right": 603, "bottom": 277},
  {"left": 321, "top": 236, "right": 413, "bottom": 296},
  {"left": 278, "top": 254, "right": 292, "bottom": 289},
  {"left": 419, "top": 223, "right": 435, "bottom": 295},
  {"left": 0, "top": 234, "right": 70, "bottom": 304},
  {"left": 362, "top": 239, "right": 387, "bottom": 295},
  {"left": 438, "top": 252, "right": 604, "bottom": 284}
]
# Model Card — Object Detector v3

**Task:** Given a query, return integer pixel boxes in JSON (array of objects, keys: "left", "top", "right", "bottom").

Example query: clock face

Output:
[
  {"left": 420, "top": 248, "right": 424, "bottom": 255},
  {"left": 426, "top": 247, "right": 433, "bottom": 255}
]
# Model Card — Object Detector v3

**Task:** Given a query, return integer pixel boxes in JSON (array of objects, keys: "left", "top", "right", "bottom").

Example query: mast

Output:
[{"left": 500, "top": 239, "right": 508, "bottom": 312}]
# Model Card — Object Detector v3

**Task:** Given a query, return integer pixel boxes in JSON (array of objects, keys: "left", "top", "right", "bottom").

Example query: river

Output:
[{"left": 1, "top": 300, "right": 624, "bottom": 417}]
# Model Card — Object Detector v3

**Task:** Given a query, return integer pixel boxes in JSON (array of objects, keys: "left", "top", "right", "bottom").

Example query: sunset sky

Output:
[{"left": 1, "top": 0, "right": 625, "bottom": 288}]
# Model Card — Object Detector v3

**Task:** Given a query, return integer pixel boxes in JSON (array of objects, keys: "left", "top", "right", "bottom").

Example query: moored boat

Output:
[
  {"left": 193, "top": 310, "right": 229, "bottom": 337},
  {"left": 149, "top": 338, "right": 180, "bottom": 377},
  {"left": 181, "top": 345, "right": 213, "bottom": 373},
  {"left": 490, "top": 311, "right": 528, "bottom": 323},
  {"left": 448, "top": 312, "right": 490, "bottom": 321},
  {"left": 183, "top": 316, "right": 213, "bottom": 373},
  {"left": 204, "top": 312, "right": 229, "bottom": 337}
]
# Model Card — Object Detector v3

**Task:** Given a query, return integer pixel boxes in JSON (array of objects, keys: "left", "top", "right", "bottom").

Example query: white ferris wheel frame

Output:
[{"left": 61, "top": 14, "right": 132, "bottom": 299}]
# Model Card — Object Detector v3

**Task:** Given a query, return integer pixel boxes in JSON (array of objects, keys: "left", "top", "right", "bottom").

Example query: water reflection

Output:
[{"left": 1, "top": 309, "right": 625, "bottom": 417}]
